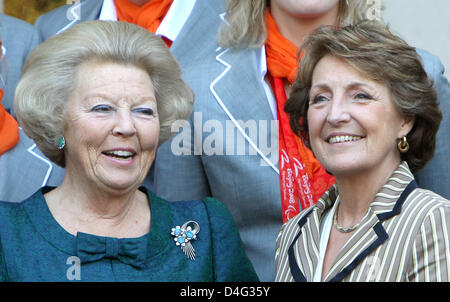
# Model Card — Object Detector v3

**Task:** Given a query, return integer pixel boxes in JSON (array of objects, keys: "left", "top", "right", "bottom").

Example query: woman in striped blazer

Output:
[{"left": 275, "top": 21, "right": 450, "bottom": 282}]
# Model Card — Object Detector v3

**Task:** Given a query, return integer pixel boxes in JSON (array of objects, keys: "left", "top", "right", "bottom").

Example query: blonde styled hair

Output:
[
  {"left": 217, "top": 0, "right": 377, "bottom": 49},
  {"left": 15, "top": 21, "right": 193, "bottom": 167}
]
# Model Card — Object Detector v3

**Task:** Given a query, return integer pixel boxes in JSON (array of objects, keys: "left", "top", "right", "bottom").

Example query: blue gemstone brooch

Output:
[{"left": 171, "top": 221, "right": 200, "bottom": 260}]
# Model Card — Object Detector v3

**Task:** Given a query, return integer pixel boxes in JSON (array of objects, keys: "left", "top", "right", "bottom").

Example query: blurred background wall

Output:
[
  {"left": 382, "top": 0, "right": 450, "bottom": 78},
  {"left": 0, "top": 0, "right": 449, "bottom": 77},
  {"left": 2, "top": 0, "right": 66, "bottom": 24}
]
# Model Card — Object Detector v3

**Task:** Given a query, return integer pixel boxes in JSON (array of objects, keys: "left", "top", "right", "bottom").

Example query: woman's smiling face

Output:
[
  {"left": 307, "top": 55, "right": 413, "bottom": 178},
  {"left": 63, "top": 61, "right": 160, "bottom": 193}
]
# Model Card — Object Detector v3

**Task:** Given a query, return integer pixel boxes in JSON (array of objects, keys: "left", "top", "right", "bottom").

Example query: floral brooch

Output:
[{"left": 171, "top": 221, "right": 200, "bottom": 260}]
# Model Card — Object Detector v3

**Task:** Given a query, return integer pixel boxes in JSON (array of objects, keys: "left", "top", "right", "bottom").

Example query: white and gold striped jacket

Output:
[{"left": 275, "top": 162, "right": 450, "bottom": 282}]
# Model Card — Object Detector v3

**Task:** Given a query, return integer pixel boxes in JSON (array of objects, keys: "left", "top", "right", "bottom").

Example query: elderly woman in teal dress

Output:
[{"left": 0, "top": 20, "right": 258, "bottom": 282}]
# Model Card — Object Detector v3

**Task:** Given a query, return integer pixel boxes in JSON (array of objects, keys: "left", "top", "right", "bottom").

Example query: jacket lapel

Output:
[
  {"left": 210, "top": 46, "right": 279, "bottom": 173},
  {"left": 324, "top": 163, "right": 416, "bottom": 282},
  {"left": 0, "top": 128, "right": 65, "bottom": 202},
  {"left": 20, "top": 128, "right": 65, "bottom": 188},
  {"left": 170, "top": 0, "right": 225, "bottom": 66},
  {"left": 56, "top": 0, "right": 103, "bottom": 35},
  {"left": 324, "top": 212, "right": 388, "bottom": 282},
  {"left": 288, "top": 188, "right": 336, "bottom": 281},
  {"left": 288, "top": 162, "right": 416, "bottom": 282}
]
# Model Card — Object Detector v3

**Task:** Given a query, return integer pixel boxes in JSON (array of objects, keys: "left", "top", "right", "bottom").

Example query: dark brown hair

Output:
[{"left": 286, "top": 21, "right": 441, "bottom": 173}]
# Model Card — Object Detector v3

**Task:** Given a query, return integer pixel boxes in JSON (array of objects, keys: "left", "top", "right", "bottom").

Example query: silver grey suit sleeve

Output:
[
  {"left": 151, "top": 120, "right": 212, "bottom": 201},
  {"left": 0, "top": 14, "right": 40, "bottom": 117},
  {"left": 414, "top": 49, "right": 450, "bottom": 199}
]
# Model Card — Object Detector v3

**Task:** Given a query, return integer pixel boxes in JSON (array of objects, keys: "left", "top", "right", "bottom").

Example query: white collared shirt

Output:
[
  {"left": 313, "top": 198, "right": 339, "bottom": 282},
  {"left": 257, "top": 46, "right": 278, "bottom": 120},
  {"left": 99, "top": 0, "right": 196, "bottom": 42}
]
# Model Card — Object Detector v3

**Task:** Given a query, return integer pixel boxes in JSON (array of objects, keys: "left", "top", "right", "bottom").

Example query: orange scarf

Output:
[
  {"left": 265, "top": 11, "right": 335, "bottom": 219},
  {"left": 265, "top": 11, "right": 299, "bottom": 84},
  {"left": 114, "top": 0, "right": 173, "bottom": 33},
  {"left": 0, "top": 89, "right": 19, "bottom": 155}
]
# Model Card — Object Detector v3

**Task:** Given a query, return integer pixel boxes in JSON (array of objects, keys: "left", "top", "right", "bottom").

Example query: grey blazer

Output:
[
  {"left": 0, "top": 14, "right": 40, "bottom": 117},
  {"left": 0, "top": 15, "right": 58, "bottom": 203},
  {"left": 0, "top": 0, "right": 225, "bottom": 202},
  {"left": 414, "top": 49, "right": 450, "bottom": 200},
  {"left": 0, "top": 129, "right": 65, "bottom": 202},
  {"left": 152, "top": 43, "right": 450, "bottom": 281},
  {"left": 34, "top": 0, "right": 225, "bottom": 67},
  {"left": 152, "top": 46, "right": 281, "bottom": 281}
]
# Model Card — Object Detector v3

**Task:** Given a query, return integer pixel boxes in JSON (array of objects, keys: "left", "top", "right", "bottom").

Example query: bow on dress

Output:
[{"left": 76, "top": 232, "right": 148, "bottom": 269}]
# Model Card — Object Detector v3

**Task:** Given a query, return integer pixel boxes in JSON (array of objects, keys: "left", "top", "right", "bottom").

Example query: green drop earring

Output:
[{"left": 58, "top": 137, "right": 66, "bottom": 150}]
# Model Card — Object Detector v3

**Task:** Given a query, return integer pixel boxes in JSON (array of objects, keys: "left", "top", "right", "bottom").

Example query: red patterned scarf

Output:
[{"left": 265, "top": 11, "right": 335, "bottom": 222}]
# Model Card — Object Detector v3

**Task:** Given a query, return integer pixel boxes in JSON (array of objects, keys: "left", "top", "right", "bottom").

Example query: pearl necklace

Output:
[{"left": 333, "top": 204, "right": 362, "bottom": 233}]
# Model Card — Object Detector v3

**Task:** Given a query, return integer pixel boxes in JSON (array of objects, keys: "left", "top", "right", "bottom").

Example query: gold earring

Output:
[{"left": 397, "top": 136, "right": 409, "bottom": 153}]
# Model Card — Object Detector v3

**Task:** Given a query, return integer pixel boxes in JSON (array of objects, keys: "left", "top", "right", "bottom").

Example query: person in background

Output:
[
  {"left": 0, "top": 39, "right": 19, "bottom": 155},
  {"left": 0, "top": 13, "right": 39, "bottom": 116},
  {"left": 0, "top": 13, "right": 64, "bottom": 202},
  {"left": 411, "top": 52, "right": 450, "bottom": 200},
  {"left": 0, "top": 20, "right": 258, "bottom": 282},
  {"left": 152, "top": 0, "right": 450, "bottom": 281},
  {"left": 151, "top": 0, "right": 375, "bottom": 281},
  {"left": 276, "top": 21, "right": 449, "bottom": 282},
  {"left": 34, "top": 0, "right": 224, "bottom": 69}
]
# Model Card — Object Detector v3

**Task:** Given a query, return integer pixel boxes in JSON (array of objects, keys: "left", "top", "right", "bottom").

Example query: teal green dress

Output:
[{"left": 0, "top": 187, "right": 259, "bottom": 282}]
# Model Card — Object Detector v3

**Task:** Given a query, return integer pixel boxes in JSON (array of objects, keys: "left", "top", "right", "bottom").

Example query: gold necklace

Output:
[{"left": 333, "top": 203, "right": 362, "bottom": 233}]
